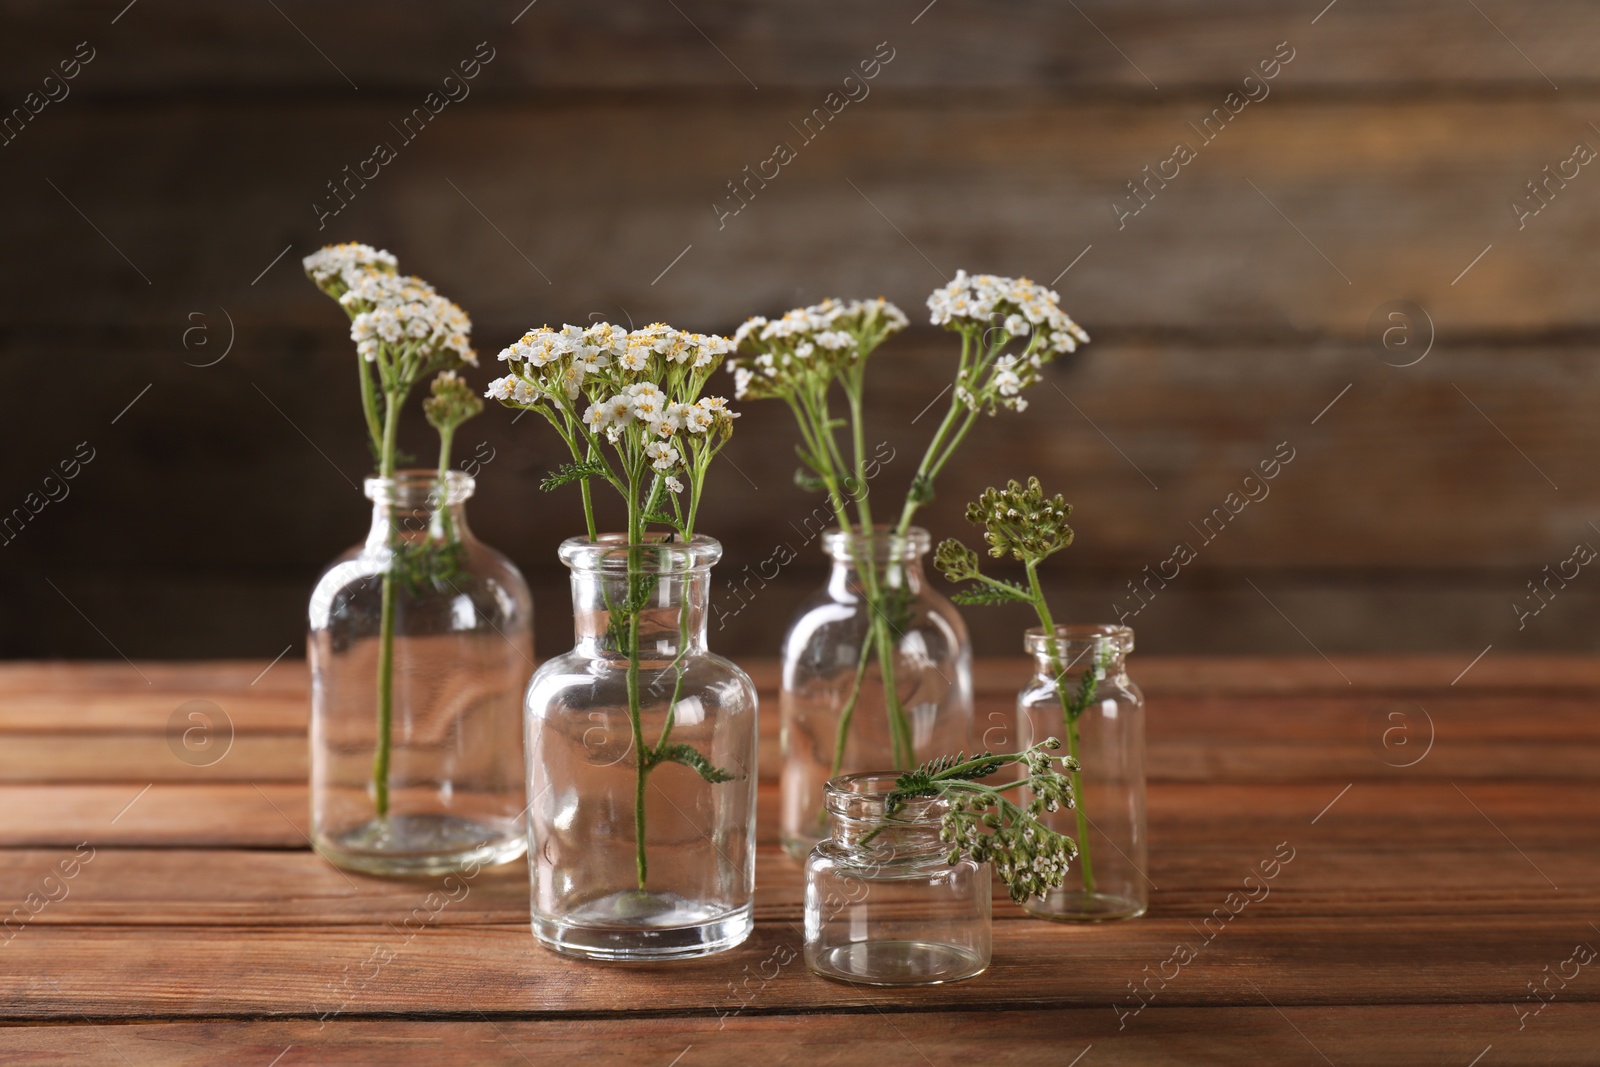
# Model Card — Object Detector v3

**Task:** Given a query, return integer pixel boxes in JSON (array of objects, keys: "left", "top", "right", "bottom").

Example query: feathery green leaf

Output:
[
  {"left": 650, "top": 743, "right": 736, "bottom": 784},
  {"left": 540, "top": 460, "right": 608, "bottom": 492},
  {"left": 951, "top": 582, "right": 1033, "bottom": 606}
]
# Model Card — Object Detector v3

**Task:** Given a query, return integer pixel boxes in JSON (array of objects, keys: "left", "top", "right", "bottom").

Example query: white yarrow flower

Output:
[{"left": 646, "top": 440, "right": 680, "bottom": 472}]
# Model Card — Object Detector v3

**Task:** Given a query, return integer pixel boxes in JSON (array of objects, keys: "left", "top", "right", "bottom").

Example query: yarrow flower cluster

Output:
[
  {"left": 422, "top": 369, "right": 482, "bottom": 437},
  {"left": 873, "top": 740, "right": 1080, "bottom": 904},
  {"left": 302, "top": 242, "right": 398, "bottom": 297},
  {"left": 485, "top": 322, "right": 738, "bottom": 489},
  {"left": 967, "top": 477, "right": 1074, "bottom": 561},
  {"left": 729, "top": 297, "right": 907, "bottom": 401},
  {"left": 934, "top": 479, "right": 1074, "bottom": 608},
  {"left": 301, "top": 242, "right": 479, "bottom": 468},
  {"left": 341, "top": 270, "right": 476, "bottom": 368},
  {"left": 928, "top": 270, "right": 1091, "bottom": 413},
  {"left": 927, "top": 270, "right": 1089, "bottom": 351}
]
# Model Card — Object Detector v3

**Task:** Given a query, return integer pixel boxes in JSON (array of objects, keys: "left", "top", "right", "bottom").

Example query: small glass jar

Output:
[
  {"left": 804, "top": 772, "right": 990, "bottom": 985},
  {"left": 780, "top": 527, "right": 973, "bottom": 860},
  {"left": 1017, "top": 624, "right": 1147, "bottom": 921},
  {"left": 525, "top": 534, "right": 758, "bottom": 961},
  {"left": 309, "top": 471, "right": 533, "bottom": 876}
]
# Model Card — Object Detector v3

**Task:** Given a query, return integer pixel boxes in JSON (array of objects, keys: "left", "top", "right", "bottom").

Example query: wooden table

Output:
[{"left": 2, "top": 656, "right": 1597, "bottom": 1064}]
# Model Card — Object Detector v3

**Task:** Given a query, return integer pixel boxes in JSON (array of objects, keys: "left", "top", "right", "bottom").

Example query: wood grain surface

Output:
[{"left": 0, "top": 656, "right": 1595, "bottom": 1063}]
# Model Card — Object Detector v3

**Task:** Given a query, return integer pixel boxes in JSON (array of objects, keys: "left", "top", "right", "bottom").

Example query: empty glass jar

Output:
[
  {"left": 1017, "top": 624, "right": 1147, "bottom": 921},
  {"left": 780, "top": 527, "right": 973, "bottom": 860},
  {"left": 525, "top": 535, "right": 758, "bottom": 961},
  {"left": 805, "top": 772, "right": 990, "bottom": 984},
  {"left": 309, "top": 470, "right": 533, "bottom": 876}
]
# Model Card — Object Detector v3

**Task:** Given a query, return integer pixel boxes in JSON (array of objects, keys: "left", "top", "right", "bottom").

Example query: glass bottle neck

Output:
[
  {"left": 830, "top": 813, "right": 946, "bottom": 859},
  {"left": 825, "top": 772, "right": 948, "bottom": 859},
  {"left": 363, "top": 472, "right": 474, "bottom": 553},
  {"left": 571, "top": 568, "right": 711, "bottom": 659},
  {"left": 1027, "top": 625, "right": 1133, "bottom": 685},
  {"left": 823, "top": 527, "right": 932, "bottom": 600}
]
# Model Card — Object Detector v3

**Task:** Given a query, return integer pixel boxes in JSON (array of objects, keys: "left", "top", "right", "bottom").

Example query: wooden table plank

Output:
[
  {"left": 0, "top": 779, "right": 1590, "bottom": 850},
  {"left": 2, "top": 1006, "right": 1595, "bottom": 1067},
  {"left": 4, "top": 916, "right": 1599, "bottom": 1019},
  {"left": 11, "top": 693, "right": 1600, "bottom": 783},
  {"left": 3, "top": 843, "right": 1597, "bottom": 928},
  {"left": 2, "top": 1005, "right": 1594, "bottom": 1067}
]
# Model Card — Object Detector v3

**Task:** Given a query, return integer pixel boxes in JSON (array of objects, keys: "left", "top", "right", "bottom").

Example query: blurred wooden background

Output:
[{"left": 2, "top": 0, "right": 1598, "bottom": 663}]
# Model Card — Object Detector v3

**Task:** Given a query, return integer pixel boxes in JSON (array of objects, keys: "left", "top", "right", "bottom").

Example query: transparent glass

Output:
[
  {"left": 309, "top": 471, "right": 532, "bottom": 876},
  {"left": 526, "top": 535, "right": 758, "bottom": 961},
  {"left": 805, "top": 772, "right": 990, "bottom": 985},
  {"left": 1017, "top": 624, "right": 1147, "bottom": 921},
  {"left": 780, "top": 528, "right": 973, "bottom": 860}
]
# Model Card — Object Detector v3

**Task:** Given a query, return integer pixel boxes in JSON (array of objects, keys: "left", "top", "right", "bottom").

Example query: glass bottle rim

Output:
[
  {"left": 821, "top": 526, "right": 931, "bottom": 562},
  {"left": 363, "top": 469, "right": 475, "bottom": 505},
  {"left": 559, "top": 532, "right": 723, "bottom": 575},
  {"left": 824, "top": 771, "right": 948, "bottom": 823},
  {"left": 1025, "top": 623, "right": 1134, "bottom": 658}
]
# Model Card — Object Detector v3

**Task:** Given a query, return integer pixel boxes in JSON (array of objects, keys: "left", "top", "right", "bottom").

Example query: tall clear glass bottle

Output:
[
  {"left": 1017, "top": 624, "right": 1147, "bottom": 921},
  {"left": 309, "top": 470, "right": 532, "bottom": 876},
  {"left": 525, "top": 535, "right": 758, "bottom": 961},
  {"left": 804, "top": 771, "right": 991, "bottom": 985},
  {"left": 779, "top": 528, "right": 973, "bottom": 860}
]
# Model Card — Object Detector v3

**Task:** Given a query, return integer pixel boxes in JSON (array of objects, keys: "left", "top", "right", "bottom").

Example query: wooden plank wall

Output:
[{"left": 1, "top": 0, "right": 1597, "bottom": 662}]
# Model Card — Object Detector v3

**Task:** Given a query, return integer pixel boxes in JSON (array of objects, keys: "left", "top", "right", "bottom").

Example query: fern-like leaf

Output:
[
  {"left": 540, "top": 460, "right": 608, "bottom": 492},
  {"left": 651, "top": 743, "right": 736, "bottom": 784},
  {"left": 886, "top": 750, "right": 1004, "bottom": 811},
  {"left": 793, "top": 466, "right": 828, "bottom": 493},
  {"left": 951, "top": 581, "right": 1032, "bottom": 606},
  {"left": 1064, "top": 646, "right": 1111, "bottom": 723},
  {"left": 642, "top": 512, "right": 681, "bottom": 533}
]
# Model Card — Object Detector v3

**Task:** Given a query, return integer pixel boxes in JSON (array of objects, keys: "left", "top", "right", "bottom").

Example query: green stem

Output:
[
  {"left": 790, "top": 390, "right": 852, "bottom": 526},
  {"left": 374, "top": 574, "right": 396, "bottom": 819},
  {"left": 626, "top": 494, "right": 649, "bottom": 891},
  {"left": 358, "top": 359, "right": 384, "bottom": 458},
  {"left": 828, "top": 632, "right": 875, "bottom": 780},
  {"left": 1027, "top": 562, "right": 1096, "bottom": 894},
  {"left": 871, "top": 610, "right": 913, "bottom": 769},
  {"left": 372, "top": 393, "right": 401, "bottom": 819},
  {"left": 845, "top": 380, "right": 873, "bottom": 531},
  {"left": 434, "top": 425, "right": 456, "bottom": 543},
  {"left": 835, "top": 373, "right": 915, "bottom": 770}
]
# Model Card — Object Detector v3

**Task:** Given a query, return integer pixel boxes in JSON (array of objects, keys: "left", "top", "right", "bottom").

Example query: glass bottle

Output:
[
  {"left": 309, "top": 470, "right": 532, "bottom": 876},
  {"left": 1017, "top": 624, "right": 1147, "bottom": 921},
  {"left": 526, "top": 534, "right": 758, "bottom": 961},
  {"left": 780, "top": 527, "right": 972, "bottom": 860},
  {"left": 804, "top": 772, "right": 990, "bottom": 985}
]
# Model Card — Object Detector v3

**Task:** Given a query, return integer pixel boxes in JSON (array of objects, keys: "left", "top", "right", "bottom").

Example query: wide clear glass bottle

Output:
[
  {"left": 805, "top": 772, "right": 991, "bottom": 985},
  {"left": 780, "top": 528, "right": 972, "bottom": 860},
  {"left": 309, "top": 470, "right": 532, "bottom": 876},
  {"left": 526, "top": 534, "right": 758, "bottom": 961},
  {"left": 1017, "top": 624, "right": 1147, "bottom": 921}
]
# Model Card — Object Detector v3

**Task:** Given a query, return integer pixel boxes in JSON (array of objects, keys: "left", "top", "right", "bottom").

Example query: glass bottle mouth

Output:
[
  {"left": 559, "top": 533, "right": 723, "bottom": 576},
  {"left": 1025, "top": 624, "right": 1134, "bottom": 662},
  {"left": 364, "top": 469, "right": 475, "bottom": 507},
  {"left": 821, "top": 526, "right": 932, "bottom": 564},
  {"left": 824, "top": 771, "right": 948, "bottom": 823}
]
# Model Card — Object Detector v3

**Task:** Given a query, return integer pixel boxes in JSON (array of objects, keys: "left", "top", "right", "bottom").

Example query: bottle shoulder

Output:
[{"left": 307, "top": 538, "right": 532, "bottom": 632}]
